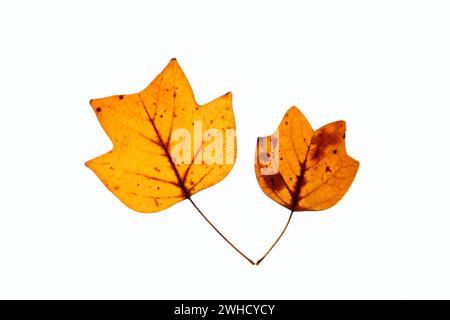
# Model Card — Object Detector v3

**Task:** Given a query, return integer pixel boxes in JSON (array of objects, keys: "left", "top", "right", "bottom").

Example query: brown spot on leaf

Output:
[
  {"left": 311, "top": 131, "right": 340, "bottom": 161},
  {"left": 264, "top": 173, "right": 285, "bottom": 191},
  {"left": 96, "top": 107, "right": 102, "bottom": 113},
  {"left": 326, "top": 166, "right": 332, "bottom": 173},
  {"left": 119, "top": 95, "right": 124, "bottom": 100}
]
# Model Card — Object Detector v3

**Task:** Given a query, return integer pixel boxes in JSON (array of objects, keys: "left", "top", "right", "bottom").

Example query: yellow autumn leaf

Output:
[
  {"left": 255, "top": 106, "right": 359, "bottom": 211},
  {"left": 86, "top": 59, "right": 236, "bottom": 213},
  {"left": 254, "top": 106, "right": 359, "bottom": 264}
]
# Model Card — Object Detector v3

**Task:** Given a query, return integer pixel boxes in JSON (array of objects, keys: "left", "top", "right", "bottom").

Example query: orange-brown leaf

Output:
[
  {"left": 86, "top": 59, "right": 236, "bottom": 213},
  {"left": 255, "top": 107, "right": 359, "bottom": 211}
]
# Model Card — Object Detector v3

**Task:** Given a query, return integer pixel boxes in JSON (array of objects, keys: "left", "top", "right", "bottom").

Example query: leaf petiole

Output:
[
  {"left": 256, "top": 210, "right": 294, "bottom": 266},
  {"left": 188, "top": 198, "right": 256, "bottom": 266}
]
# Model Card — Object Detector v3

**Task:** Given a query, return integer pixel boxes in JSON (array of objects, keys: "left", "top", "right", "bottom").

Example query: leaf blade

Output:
[
  {"left": 255, "top": 107, "right": 359, "bottom": 212},
  {"left": 86, "top": 59, "right": 236, "bottom": 213}
]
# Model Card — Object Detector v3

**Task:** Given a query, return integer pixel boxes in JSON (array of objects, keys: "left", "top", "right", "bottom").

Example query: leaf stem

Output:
[
  {"left": 256, "top": 210, "right": 294, "bottom": 265},
  {"left": 187, "top": 198, "right": 256, "bottom": 265}
]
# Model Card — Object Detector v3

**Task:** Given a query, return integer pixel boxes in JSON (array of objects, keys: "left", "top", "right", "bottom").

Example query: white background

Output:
[{"left": 1, "top": 0, "right": 449, "bottom": 299}]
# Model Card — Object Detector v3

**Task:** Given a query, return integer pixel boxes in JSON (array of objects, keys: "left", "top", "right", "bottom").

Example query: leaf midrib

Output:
[{"left": 138, "top": 94, "right": 191, "bottom": 199}]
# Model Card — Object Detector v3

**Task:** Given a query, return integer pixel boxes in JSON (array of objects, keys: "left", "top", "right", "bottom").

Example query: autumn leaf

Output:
[
  {"left": 86, "top": 59, "right": 254, "bottom": 264},
  {"left": 254, "top": 106, "right": 359, "bottom": 264}
]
